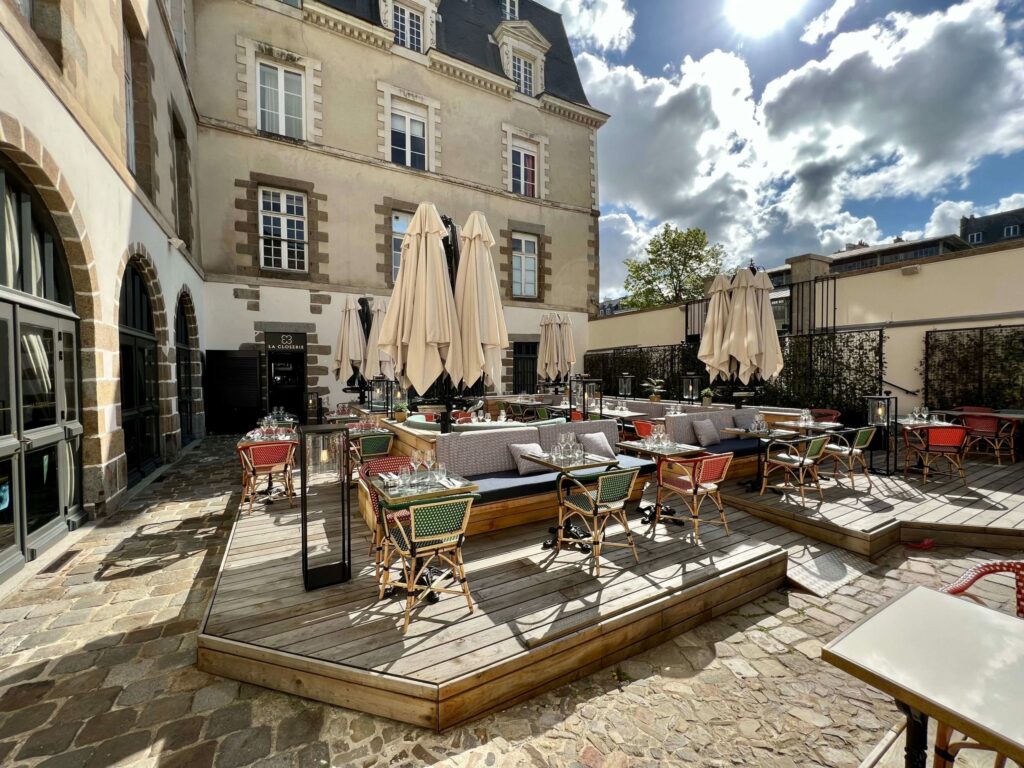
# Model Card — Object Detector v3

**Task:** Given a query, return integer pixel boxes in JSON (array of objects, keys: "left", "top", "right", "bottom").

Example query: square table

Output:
[
  {"left": 823, "top": 586, "right": 1024, "bottom": 767},
  {"left": 617, "top": 440, "right": 703, "bottom": 523},
  {"left": 522, "top": 452, "right": 620, "bottom": 550},
  {"left": 370, "top": 473, "right": 478, "bottom": 506},
  {"left": 774, "top": 420, "right": 843, "bottom": 433},
  {"left": 720, "top": 427, "right": 800, "bottom": 490}
]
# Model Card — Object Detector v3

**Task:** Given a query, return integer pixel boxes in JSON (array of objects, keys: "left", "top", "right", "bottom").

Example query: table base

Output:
[
  {"left": 639, "top": 502, "right": 683, "bottom": 526},
  {"left": 542, "top": 521, "right": 592, "bottom": 553},
  {"left": 381, "top": 565, "right": 447, "bottom": 604},
  {"left": 897, "top": 701, "right": 929, "bottom": 768}
]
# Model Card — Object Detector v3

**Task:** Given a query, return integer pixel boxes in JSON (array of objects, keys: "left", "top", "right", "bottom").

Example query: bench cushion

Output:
[
  {"left": 435, "top": 427, "right": 539, "bottom": 477},
  {"left": 707, "top": 438, "right": 760, "bottom": 457},
  {"left": 471, "top": 453, "right": 655, "bottom": 504}
]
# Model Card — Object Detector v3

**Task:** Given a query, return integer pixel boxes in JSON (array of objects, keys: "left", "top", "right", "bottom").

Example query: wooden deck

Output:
[
  {"left": 722, "top": 456, "right": 1024, "bottom": 558},
  {"left": 198, "top": 478, "right": 789, "bottom": 730}
]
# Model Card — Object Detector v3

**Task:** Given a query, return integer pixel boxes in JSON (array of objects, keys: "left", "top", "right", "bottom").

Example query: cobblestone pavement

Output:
[{"left": 0, "top": 438, "right": 1019, "bottom": 768}]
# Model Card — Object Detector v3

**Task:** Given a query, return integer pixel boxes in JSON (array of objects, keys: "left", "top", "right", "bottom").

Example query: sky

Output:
[{"left": 537, "top": 0, "right": 1024, "bottom": 298}]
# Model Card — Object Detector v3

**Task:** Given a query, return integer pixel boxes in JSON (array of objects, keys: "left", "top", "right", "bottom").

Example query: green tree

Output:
[{"left": 622, "top": 225, "right": 724, "bottom": 309}]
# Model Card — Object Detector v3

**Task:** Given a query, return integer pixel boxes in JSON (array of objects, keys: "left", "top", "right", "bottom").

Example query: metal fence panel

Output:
[{"left": 924, "top": 324, "right": 1024, "bottom": 409}]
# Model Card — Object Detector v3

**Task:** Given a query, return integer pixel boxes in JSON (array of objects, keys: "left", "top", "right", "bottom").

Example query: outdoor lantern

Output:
[
  {"left": 681, "top": 374, "right": 703, "bottom": 404},
  {"left": 865, "top": 392, "right": 897, "bottom": 476},
  {"left": 866, "top": 393, "right": 896, "bottom": 426},
  {"left": 618, "top": 372, "right": 635, "bottom": 398},
  {"left": 368, "top": 375, "right": 395, "bottom": 417},
  {"left": 569, "top": 374, "right": 603, "bottom": 417}
]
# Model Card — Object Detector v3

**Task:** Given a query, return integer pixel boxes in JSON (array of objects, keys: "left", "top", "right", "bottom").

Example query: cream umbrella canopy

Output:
[
  {"left": 363, "top": 297, "right": 395, "bottom": 380},
  {"left": 723, "top": 268, "right": 760, "bottom": 385},
  {"left": 537, "top": 313, "right": 559, "bottom": 381},
  {"left": 698, "top": 274, "right": 733, "bottom": 382},
  {"left": 333, "top": 295, "right": 366, "bottom": 385},
  {"left": 378, "top": 202, "right": 464, "bottom": 394},
  {"left": 455, "top": 212, "right": 509, "bottom": 389},
  {"left": 753, "top": 270, "right": 784, "bottom": 380},
  {"left": 557, "top": 313, "right": 576, "bottom": 378}
]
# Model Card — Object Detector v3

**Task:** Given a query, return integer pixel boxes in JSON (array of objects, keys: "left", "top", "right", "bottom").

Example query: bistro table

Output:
[
  {"left": 522, "top": 452, "right": 620, "bottom": 550},
  {"left": 823, "top": 586, "right": 1024, "bottom": 767},
  {"left": 774, "top": 419, "right": 843, "bottom": 434},
  {"left": 720, "top": 426, "right": 800, "bottom": 491},
  {"left": 616, "top": 440, "right": 703, "bottom": 523}
]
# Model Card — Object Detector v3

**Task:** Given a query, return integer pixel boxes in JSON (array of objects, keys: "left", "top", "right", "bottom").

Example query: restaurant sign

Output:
[{"left": 265, "top": 332, "right": 306, "bottom": 352}]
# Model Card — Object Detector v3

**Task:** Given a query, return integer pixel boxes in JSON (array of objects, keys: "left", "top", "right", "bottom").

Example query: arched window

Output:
[
  {"left": 175, "top": 296, "right": 194, "bottom": 446},
  {"left": 119, "top": 263, "right": 159, "bottom": 484}
]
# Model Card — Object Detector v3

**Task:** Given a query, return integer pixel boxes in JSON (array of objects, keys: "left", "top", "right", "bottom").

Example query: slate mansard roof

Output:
[{"left": 318, "top": 0, "right": 591, "bottom": 107}]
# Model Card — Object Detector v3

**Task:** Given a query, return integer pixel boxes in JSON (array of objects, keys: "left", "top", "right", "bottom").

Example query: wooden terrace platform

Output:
[
  {"left": 198, "top": 478, "right": 789, "bottom": 731},
  {"left": 722, "top": 457, "right": 1024, "bottom": 559}
]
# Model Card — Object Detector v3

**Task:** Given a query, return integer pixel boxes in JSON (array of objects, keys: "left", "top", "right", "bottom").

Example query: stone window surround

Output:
[
  {"left": 374, "top": 195, "right": 418, "bottom": 288},
  {"left": 234, "top": 172, "right": 329, "bottom": 284},
  {"left": 494, "top": 20, "right": 550, "bottom": 98},
  {"left": 498, "top": 220, "right": 552, "bottom": 305},
  {"left": 502, "top": 123, "right": 548, "bottom": 200},
  {"left": 501, "top": 332, "right": 540, "bottom": 395},
  {"left": 510, "top": 231, "right": 539, "bottom": 299},
  {"left": 257, "top": 185, "right": 309, "bottom": 273},
  {"left": 236, "top": 35, "right": 323, "bottom": 143},
  {"left": 377, "top": 81, "right": 441, "bottom": 172},
  {"left": 379, "top": 0, "right": 438, "bottom": 53}
]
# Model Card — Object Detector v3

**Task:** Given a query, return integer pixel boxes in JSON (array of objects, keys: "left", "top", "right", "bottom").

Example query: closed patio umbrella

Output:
[
  {"left": 754, "top": 270, "right": 784, "bottom": 380},
  {"left": 378, "top": 202, "right": 464, "bottom": 395},
  {"left": 698, "top": 274, "right": 733, "bottom": 382},
  {"left": 455, "top": 212, "right": 509, "bottom": 389},
  {"left": 724, "top": 268, "right": 760, "bottom": 385},
  {"left": 557, "top": 313, "right": 576, "bottom": 378},
  {"left": 363, "top": 297, "right": 395, "bottom": 381},
  {"left": 537, "top": 313, "right": 559, "bottom": 382},
  {"left": 333, "top": 294, "right": 366, "bottom": 386}
]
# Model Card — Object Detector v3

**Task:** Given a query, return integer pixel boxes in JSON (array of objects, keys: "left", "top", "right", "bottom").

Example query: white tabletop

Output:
[{"left": 823, "top": 586, "right": 1024, "bottom": 763}]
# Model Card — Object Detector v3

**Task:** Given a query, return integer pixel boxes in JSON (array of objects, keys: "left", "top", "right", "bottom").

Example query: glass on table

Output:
[
  {"left": 398, "top": 465, "right": 412, "bottom": 488},
  {"left": 434, "top": 462, "right": 447, "bottom": 483}
]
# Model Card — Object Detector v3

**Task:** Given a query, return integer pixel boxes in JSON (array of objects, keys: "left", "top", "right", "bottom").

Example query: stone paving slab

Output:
[{"left": 0, "top": 438, "right": 1019, "bottom": 767}]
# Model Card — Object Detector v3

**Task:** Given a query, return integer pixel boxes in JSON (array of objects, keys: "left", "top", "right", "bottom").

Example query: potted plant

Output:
[
  {"left": 641, "top": 378, "right": 666, "bottom": 402},
  {"left": 393, "top": 404, "right": 408, "bottom": 423},
  {"left": 700, "top": 387, "right": 714, "bottom": 407}
]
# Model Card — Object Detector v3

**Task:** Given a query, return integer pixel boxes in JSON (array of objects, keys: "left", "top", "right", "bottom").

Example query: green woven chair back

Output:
[
  {"left": 535, "top": 407, "right": 549, "bottom": 420},
  {"left": 804, "top": 434, "right": 830, "bottom": 460},
  {"left": 597, "top": 468, "right": 639, "bottom": 504},
  {"left": 359, "top": 434, "right": 393, "bottom": 458},
  {"left": 853, "top": 426, "right": 876, "bottom": 450},
  {"left": 509, "top": 403, "right": 525, "bottom": 417},
  {"left": 411, "top": 495, "right": 474, "bottom": 542},
  {"left": 588, "top": 412, "right": 602, "bottom": 420}
]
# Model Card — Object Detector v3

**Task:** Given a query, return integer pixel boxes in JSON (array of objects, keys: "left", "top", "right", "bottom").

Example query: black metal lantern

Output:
[
  {"left": 368, "top": 376, "right": 395, "bottom": 417},
  {"left": 568, "top": 374, "right": 603, "bottom": 418},
  {"left": 865, "top": 392, "right": 897, "bottom": 475},
  {"left": 298, "top": 424, "right": 352, "bottom": 589},
  {"left": 618, "top": 372, "right": 635, "bottom": 398},
  {"left": 681, "top": 374, "right": 703, "bottom": 404}
]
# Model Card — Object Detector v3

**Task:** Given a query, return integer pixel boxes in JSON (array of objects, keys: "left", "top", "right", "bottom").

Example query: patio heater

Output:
[
  {"left": 681, "top": 373, "right": 703, "bottom": 404},
  {"left": 618, "top": 372, "right": 635, "bottom": 398},
  {"left": 368, "top": 375, "right": 395, "bottom": 417},
  {"left": 298, "top": 423, "right": 353, "bottom": 589},
  {"left": 865, "top": 392, "right": 897, "bottom": 476}
]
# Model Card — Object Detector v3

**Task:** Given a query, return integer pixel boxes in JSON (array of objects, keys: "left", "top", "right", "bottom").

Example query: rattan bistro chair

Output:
[
  {"left": 349, "top": 433, "right": 393, "bottom": 468},
  {"left": 903, "top": 425, "right": 969, "bottom": 486},
  {"left": 239, "top": 441, "right": 296, "bottom": 513},
  {"left": 358, "top": 456, "right": 414, "bottom": 578},
  {"left": 556, "top": 468, "right": 640, "bottom": 576},
  {"left": 961, "top": 413, "right": 1017, "bottom": 465},
  {"left": 823, "top": 426, "right": 877, "bottom": 489},
  {"left": 654, "top": 452, "right": 734, "bottom": 543},
  {"left": 761, "top": 434, "right": 830, "bottom": 503},
  {"left": 378, "top": 494, "right": 477, "bottom": 633}
]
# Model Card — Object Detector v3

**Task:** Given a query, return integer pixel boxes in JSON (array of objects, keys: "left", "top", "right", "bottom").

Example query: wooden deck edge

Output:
[
  {"left": 199, "top": 504, "right": 245, "bottom": 635},
  {"left": 722, "top": 492, "right": 901, "bottom": 558},
  {"left": 435, "top": 546, "right": 788, "bottom": 730},
  {"left": 899, "top": 524, "right": 1024, "bottom": 551}
]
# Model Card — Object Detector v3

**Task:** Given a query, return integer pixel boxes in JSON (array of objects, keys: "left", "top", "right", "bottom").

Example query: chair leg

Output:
[
  {"left": 797, "top": 468, "right": 806, "bottom": 504},
  {"left": 934, "top": 722, "right": 954, "bottom": 768},
  {"left": 402, "top": 559, "right": 416, "bottom": 634},
  {"left": 592, "top": 516, "right": 603, "bottom": 577},
  {"left": 618, "top": 510, "right": 640, "bottom": 563},
  {"left": 813, "top": 466, "right": 824, "bottom": 501},
  {"left": 456, "top": 549, "right": 473, "bottom": 612},
  {"left": 713, "top": 491, "right": 730, "bottom": 534}
]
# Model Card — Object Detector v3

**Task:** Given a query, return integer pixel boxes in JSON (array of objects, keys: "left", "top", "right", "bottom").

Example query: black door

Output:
[
  {"left": 266, "top": 332, "right": 307, "bottom": 424},
  {"left": 512, "top": 341, "right": 539, "bottom": 395},
  {"left": 204, "top": 351, "right": 261, "bottom": 434},
  {"left": 119, "top": 265, "right": 160, "bottom": 484},
  {"left": 175, "top": 300, "right": 193, "bottom": 446}
]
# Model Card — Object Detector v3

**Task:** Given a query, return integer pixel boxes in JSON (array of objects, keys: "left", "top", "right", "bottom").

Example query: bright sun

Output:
[{"left": 724, "top": 0, "right": 805, "bottom": 38}]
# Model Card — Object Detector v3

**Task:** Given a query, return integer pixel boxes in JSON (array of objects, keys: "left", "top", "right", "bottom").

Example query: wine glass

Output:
[
  {"left": 920, "top": 406, "right": 929, "bottom": 421},
  {"left": 425, "top": 450, "right": 436, "bottom": 478}
]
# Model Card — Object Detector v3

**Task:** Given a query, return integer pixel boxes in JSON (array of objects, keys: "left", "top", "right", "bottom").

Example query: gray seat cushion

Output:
[
  {"left": 706, "top": 438, "right": 760, "bottom": 457},
  {"left": 470, "top": 454, "right": 656, "bottom": 504}
]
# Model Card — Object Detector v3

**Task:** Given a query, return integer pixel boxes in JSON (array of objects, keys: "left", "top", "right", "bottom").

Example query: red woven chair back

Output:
[
  {"left": 962, "top": 414, "right": 999, "bottom": 432},
  {"left": 360, "top": 456, "right": 414, "bottom": 519},
  {"left": 927, "top": 426, "right": 968, "bottom": 449},
  {"left": 570, "top": 411, "right": 584, "bottom": 422},
  {"left": 452, "top": 411, "right": 470, "bottom": 421},
  {"left": 456, "top": 416, "right": 473, "bottom": 424},
  {"left": 246, "top": 441, "right": 293, "bottom": 471},
  {"left": 941, "top": 561, "right": 1024, "bottom": 618},
  {"left": 696, "top": 452, "right": 733, "bottom": 485},
  {"left": 421, "top": 413, "right": 436, "bottom": 422},
  {"left": 633, "top": 420, "right": 655, "bottom": 438},
  {"left": 954, "top": 406, "right": 994, "bottom": 413},
  {"left": 811, "top": 408, "right": 841, "bottom": 423}
]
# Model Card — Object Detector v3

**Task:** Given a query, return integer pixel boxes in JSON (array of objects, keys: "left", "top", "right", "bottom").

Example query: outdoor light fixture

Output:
[
  {"left": 569, "top": 374, "right": 603, "bottom": 418},
  {"left": 618, "top": 372, "right": 635, "bottom": 398},
  {"left": 368, "top": 375, "right": 395, "bottom": 417},
  {"left": 865, "top": 392, "right": 897, "bottom": 475},
  {"left": 681, "top": 374, "right": 703, "bottom": 404}
]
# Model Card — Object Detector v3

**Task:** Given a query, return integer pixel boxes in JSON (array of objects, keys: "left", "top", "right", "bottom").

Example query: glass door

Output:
[
  {"left": 0, "top": 303, "right": 22, "bottom": 581},
  {"left": 60, "top": 319, "right": 83, "bottom": 524}
]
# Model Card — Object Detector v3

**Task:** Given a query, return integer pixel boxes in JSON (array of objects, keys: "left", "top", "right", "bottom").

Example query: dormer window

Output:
[
  {"left": 503, "top": 0, "right": 518, "bottom": 20},
  {"left": 512, "top": 54, "right": 533, "bottom": 96},
  {"left": 393, "top": 3, "right": 424, "bottom": 52}
]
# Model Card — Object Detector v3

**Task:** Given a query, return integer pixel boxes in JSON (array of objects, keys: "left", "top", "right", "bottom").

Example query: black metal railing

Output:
[
  {"left": 789, "top": 275, "right": 837, "bottom": 334},
  {"left": 924, "top": 324, "right": 1024, "bottom": 409},
  {"left": 583, "top": 343, "right": 708, "bottom": 400}
]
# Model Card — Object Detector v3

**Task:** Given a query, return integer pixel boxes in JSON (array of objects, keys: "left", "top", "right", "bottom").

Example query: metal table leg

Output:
[
  {"left": 542, "top": 471, "right": 592, "bottom": 552},
  {"left": 896, "top": 701, "right": 928, "bottom": 768}
]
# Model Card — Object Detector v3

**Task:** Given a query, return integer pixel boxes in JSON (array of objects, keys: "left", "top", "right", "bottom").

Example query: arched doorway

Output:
[
  {"left": 175, "top": 294, "right": 194, "bottom": 446},
  {"left": 119, "top": 263, "right": 160, "bottom": 484},
  {"left": 0, "top": 155, "right": 82, "bottom": 581}
]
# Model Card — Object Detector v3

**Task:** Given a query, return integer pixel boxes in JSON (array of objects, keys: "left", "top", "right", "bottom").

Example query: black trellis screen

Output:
[
  {"left": 584, "top": 343, "right": 708, "bottom": 399},
  {"left": 924, "top": 324, "right": 1024, "bottom": 409}
]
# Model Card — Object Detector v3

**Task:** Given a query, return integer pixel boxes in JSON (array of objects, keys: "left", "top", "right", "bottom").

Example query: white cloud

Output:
[
  {"left": 537, "top": 0, "right": 635, "bottom": 52},
  {"left": 801, "top": 0, "right": 859, "bottom": 44},
  {"left": 598, "top": 212, "right": 657, "bottom": 298},
  {"left": 922, "top": 192, "right": 1024, "bottom": 236}
]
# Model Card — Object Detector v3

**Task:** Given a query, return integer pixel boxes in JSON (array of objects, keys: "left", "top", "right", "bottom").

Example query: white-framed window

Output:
[
  {"left": 503, "top": 0, "right": 518, "bottom": 20},
  {"left": 512, "top": 233, "right": 538, "bottom": 298},
  {"left": 257, "top": 61, "right": 304, "bottom": 140},
  {"left": 512, "top": 144, "right": 537, "bottom": 197},
  {"left": 393, "top": 4, "right": 423, "bottom": 53},
  {"left": 391, "top": 210, "right": 412, "bottom": 282},
  {"left": 259, "top": 187, "right": 307, "bottom": 272},
  {"left": 123, "top": 28, "right": 136, "bottom": 174},
  {"left": 512, "top": 54, "right": 534, "bottom": 96},
  {"left": 390, "top": 109, "right": 427, "bottom": 170},
  {"left": 967, "top": 232, "right": 983, "bottom": 245},
  {"left": 1004, "top": 224, "right": 1020, "bottom": 238}
]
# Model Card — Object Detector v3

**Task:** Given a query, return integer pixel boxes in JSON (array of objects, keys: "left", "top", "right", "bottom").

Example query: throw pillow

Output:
[
  {"left": 580, "top": 432, "right": 616, "bottom": 460},
  {"left": 508, "top": 443, "right": 547, "bottom": 476},
  {"left": 693, "top": 419, "right": 721, "bottom": 447},
  {"left": 733, "top": 410, "right": 757, "bottom": 430}
]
